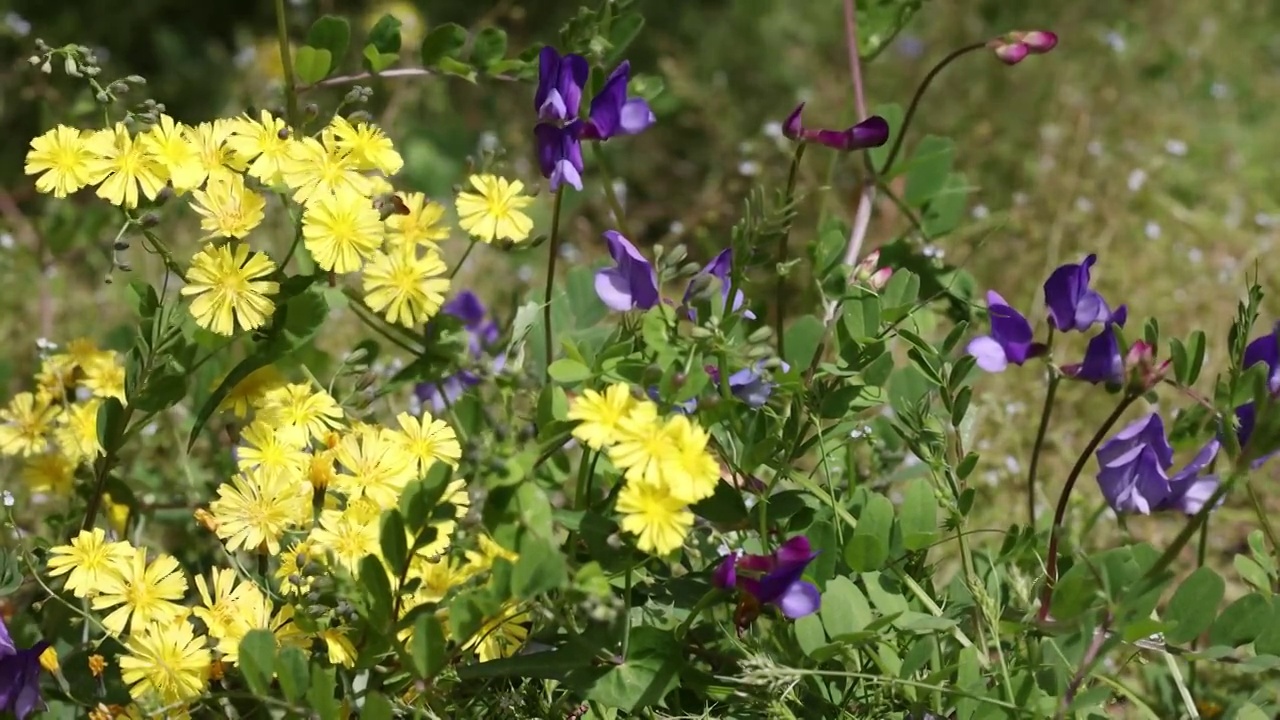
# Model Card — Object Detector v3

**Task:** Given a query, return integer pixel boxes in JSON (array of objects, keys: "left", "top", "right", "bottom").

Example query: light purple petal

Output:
[
  {"left": 967, "top": 336, "right": 1009, "bottom": 373},
  {"left": 778, "top": 581, "right": 821, "bottom": 619},
  {"left": 594, "top": 268, "right": 635, "bottom": 312}
]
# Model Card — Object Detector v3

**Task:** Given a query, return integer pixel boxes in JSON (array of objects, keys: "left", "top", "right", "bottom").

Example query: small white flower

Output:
[
  {"left": 2, "top": 491, "right": 14, "bottom": 507},
  {"left": 517, "top": 265, "right": 535, "bottom": 283},
  {"left": 1087, "top": 140, "right": 1103, "bottom": 156},
  {"left": 3, "top": 13, "right": 30, "bottom": 36},
  {"left": 1127, "top": 168, "right": 1147, "bottom": 192},
  {"left": 1004, "top": 455, "right": 1021, "bottom": 473},
  {"left": 1187, "top": 247, "right": 1204, "bottom": 264},
  {"left": 1144, "top": 221, "right": 1161, "bottom": 240},
  {"left": 478, "top": 131, "right": 500, "bottom": 152},
  {"left": 1164, "top": 139, "right": 1188, "bottom": 157},
  {"left": 762, "top": 121, "right": 783, "bottom": 139},
  {"left": 0, "top": 233, "right": 13, "bottom": 249},
  {"left": 1075, "top": 197, "right": 1095, "bottom": 214},
  {"left": 971, "top": 204, "right": 990, "bottom": 220},
  {"left": 738, "top": 160, "right": 761, "bottom": 177},
  {"left": 1211, "top": 82, "right": 1230, "bottom": 99},
  {"left": 558, "top": 243, "right": 580, "bottom": 262},
  {"left": 669, "top": 220, "right": 686, "bottom": 236},
  {"left": 1104, "top": 31, "right": 1127, "bottom": 53}
]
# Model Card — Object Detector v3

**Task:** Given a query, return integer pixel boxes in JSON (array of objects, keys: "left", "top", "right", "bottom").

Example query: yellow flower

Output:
[
  {"left": 92, "top": 547, "right": 190, "bottom": 635},
  {"left": 462, "top": 603, "right": 529, "bottom": 662},
  {"left": 104, "top": 493, "right": 131, "bottom": 537},
  {"left": 567, "top": 384, "right": 636, "bottom": 450},
  {"left": 83, "top": 124, "right": 167, "bottom": 209},
  {"left": 192, "top": 568, "right": 263, "bottom": 640},
  {"left": 209, "top": 469, "right": 311, "bottom": 555},
  {"left": 0, "top": 392, "right": 60, "bottom": 457},
  {"left": 309, "top": 502, "right": 382, "bottom": 573},
  {"left": 34, "top": 354, "right": 77, "bottom": 399},
  {"left": 306, "top": 448, "right": 339, "bottom": 493},
  {"left": 55, "top": 397, "right": 103, "bottom": 464},
  {"left": 386, "top": 192, "right": 450, "bottom": 248},
  {"left": 463, "top": 534, "right": 519, "bottom": 577},
  {"left": 39, "top": 646, "right": 59, "bottom": 673},
  {"left": 281, "top": 132, "right": 374, "bottom": 205},
  {"left": 390, "top": 410, "right": 462, "bottom": 475},
  {"left": 119, "top": 620, "right": 211, "bottom": 704},
  {"left": 22, "top": 452, "right": 75, "bottom": 494},
  {"left": 607, "top": 400, "right": 678, "bottom": 488},
  {"left": 80, "top": 353, "right": 126, "bottom": 404},
  {"left": 217, "top": 365, "right": 285, "bottom": 418},
  {"left": 258, "top": 383, "right": 345, "bottom": 444},
  {"left": 616, "top": 480, "right": 693, "bottom": 555},
  {"left": 189, "top": 173, "right": 266, "bottom": 239},
  {"left": 455, "top": 174, "right": 534, "bottom": 243},
  {"left": 403, "top": 555, "right": 468, "bottom": 603},
  {"left": 236, "top": 420, "right": 308, "bottom": 480},
  {"left": 302, "top": 186, "right": 385, "bottom": 273},
  {"left": 184, "top": 119, "right": 247, "bottom": 189},
  {"left": 362, "top": 246, "right": 450, "bottom": 328},
  {"left": 660, "top": 415, "right": 719, "bottom": 504},
  {"left": 46, "top": 529, "right": 132, "bottom": 598},
  {"left": 321, "top": 628, "right": 358, "bottom": 668},
  {"left": 331, "top": 427, "right": 417, "bottom": 509},
  {"left": 329, "top": 116, "right": 403, "bottom": 175},
  {"left": 141, "top": 115, "right": 202, "bottom": 192},
  {"left": 25, "top": 125, "right": 95, "bottom": 197},
  {"left": 180, "top": 243, "right": 279, "bottom": 336},
  {"left": 275, "top": 540, "right": 316, "bottom": 595},
  {"left": 225, "top": 110, "right": 291, "bottom": 185}
]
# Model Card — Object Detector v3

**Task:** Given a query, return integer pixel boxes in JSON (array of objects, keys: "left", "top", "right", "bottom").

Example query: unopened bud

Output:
[
  {"left": 689, "top": 326, "right": 715, "bottom": 339},
  {"left": 747, "top": 326, "right": 774, "bottom": 344},
  {"left": 304, "top": 103, "right": 320, "bottom": 118},
  {"left": 277, "top": 126, "right": 290, "bottom": 140},
  {"left": 1012, "top": 30, "right": 1058, "bottom": 54},
  {"left": 125, "top": 75, "right": 146, "bottom": 84},
  {"left": 63, "top": 56, "right": 80, "bottom": 77},
  {"left": 140, "top": 212, "right": 161, "bottom": 228},
  {"left": 108, "top": 81, "right": 129, "bottom": 94},
  {"left": 83, "top": 66, "right": 100, "bottom": 77},
  {"left": 1124, "top": 340, "right": 1171, "bottom": 392},
  {"left": 113, "top": 240, "right": 130, "bottom": 251},
  {"left": 992, "top": 41, "right": 1029, "bottom": 65},
  {"left": 27, "top": 56, "right": 40, "bottom": 66},
  {"left": 867, "top": 267, "right": 893, "bottom": 291},
  {"left": 39, "top": 60, "right": 51, "bottom": 74}
]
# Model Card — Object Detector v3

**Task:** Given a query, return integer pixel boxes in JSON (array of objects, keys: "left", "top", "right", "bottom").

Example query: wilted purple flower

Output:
[
  {"left": 682, "top": 249, "right": 755, "bottom": 320},
  {"left": 714, "top": 536, "right": 821, "bottom": 619},
  {"left": 1064, "top": 315, "right": 1128, "bottom": 384},
  {"left": 534, "top": 121, "right": 585, "bottom": 191},
  {"left": 0, "top": 617, "right": 48, "bottom": 720},
  {"left": 594, "top": 231, "right": 659, "bottom": 312},
  {"left": 967, "top": 291, "right": 1044, "bottom": 372},
  {"left": 581, "top": 61, "right": 655, "bottom": 140},
  {"left": 534, "top": 47, "right": 588, "bottom": 122},
  {"left": 782, "top": 103, "right": 890, "bottom": 152},
  {"left": 1043, "top": 254, "right": 1121, "bottom": 332},
  {"left": 1096, "top": 413, "right": 1220, "bottom": 515}
]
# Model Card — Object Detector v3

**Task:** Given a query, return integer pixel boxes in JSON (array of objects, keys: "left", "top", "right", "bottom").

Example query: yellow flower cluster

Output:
[{"left": 567, "top": 384, "right": 720, "bottom": 555}]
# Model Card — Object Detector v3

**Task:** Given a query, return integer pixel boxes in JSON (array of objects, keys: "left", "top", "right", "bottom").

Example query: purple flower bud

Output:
[
  {"left": 535, "top": 47, "right": 589, "bottom": 122},
  {"left": 682, "top": 248, "right": 754, "bottom": 320},
  {"left": 1015, "top": 30, "right": 1059, "bottom": 54},
  {"left": 993, "top": 41, "right": 1030, "bottom": 65},
  {"left": 967, "top": 291, "right": 1044, "bottom": 372},
  {"left": 1043, "top": 254, "right": 1121, "bottom": 333},
  {"left": 713, "top": 552, "right": 739, "bottom": 589},
  {"left": 0, "top": 616, "right": 49, "bottom": 720},
  {"left": 594, "top": 230, "right": 659, "bottom": 312},
  {"left": 780, "top": 105, "right": 890, "bottom": 152},
  {"left": 1063, "top": 316, "right": 1127, "bottom": 384},
  {"left": 533, "top": 121, "right": 585, "bottom": 191},
  {"left": 1243, "top": 324, "right": 1280, "bottom": 393},
  {"left": 782, "top": 104, "right": 805, "bottom": 139},
  {"left": 581, "top": 61, "right": 655, "bottom": 140}
]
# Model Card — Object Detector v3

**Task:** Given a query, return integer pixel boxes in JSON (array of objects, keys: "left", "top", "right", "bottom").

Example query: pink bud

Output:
[
  {"left": 994, "top": 41, "right": 1030, "bottom": 65},
  {"left": 782, "top": 103, "right": 805, "bottom": 140},
  {"left": 856, "top": 249, "right": 881, "bottom": 274},
  {"left": 868, "top": 267, "right": 893, "bottom": 291},
  {"left": 1021, "top": 30, "right": 1058, "bottom": 54},
  {"left": 1124, "top": 340, "right": 1172, "bottom": 392}
]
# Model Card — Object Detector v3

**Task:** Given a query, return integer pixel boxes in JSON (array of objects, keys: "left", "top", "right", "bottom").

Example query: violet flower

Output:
[
  {"left": 714, "top": 536, "right": 821, "bottom": 619},
  {"left": 0, "top": 617, "right": 48, "bottom": 720},
  {"left": 580, "top": 61, "right": 656, "bottom": 140},
  {"left": 534, "top": 47, "right": 588, "bottom": 122},
  {"left": 682, "top": 248, "right": 755, "bottom": 320},
  {"left": 1064, "top": 315, "right": 1128, "bottom": 385},
  {"left": 534, "top": 121, "right": 586, "bottom": 191},
  {"left": 594, "top": 230, "right": 659, "bottom": 312},
  {"left": 415, "top": 292, "right": 504, "bottom": 412},
  {"left": 782, "top": 103, "right": 890, "bottom": 152},
  {"left": 716, "top": 362, "right": 790, "bottom": 408},
  {"left": 1043, "top": 254, "right": 1121, "bottom": 332},
  {"left": 1231, "top": 324, "right": 1280, "bottom": 468},
  {"left": 1096, "top": 413, "right": 1220, "bottom": 515},
  {"left": 443, "top": 291, "right": 499, "bottom": 355},
  {"left": 967, "top": 291, "right": 1044, "bottom": 372}
]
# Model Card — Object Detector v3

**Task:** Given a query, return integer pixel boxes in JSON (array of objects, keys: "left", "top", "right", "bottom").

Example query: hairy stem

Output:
[{"left": 543, "top": 187, "right": 567, "bottom": 376}]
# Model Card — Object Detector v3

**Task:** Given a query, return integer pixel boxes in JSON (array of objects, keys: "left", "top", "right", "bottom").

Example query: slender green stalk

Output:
[
  {"left": 591, "top": 144, "right": 630, "bottom": 237},
  {"left": 1190, "top": 510, "right": 1211, "bottom": 694},
  {"left": 449, "top": 238, "right": 478, "bottom": 280},
  {"left": 775, "top": 142, "right": 807, "bottom": 360},
  {"left": 1246, "top": 477, "right": 1280, "bottom": 589},
  {"left": 1039, "top": 393, "right": 1140, "bottom": 620},
  {"left": 621, "top": 564, "right": 633, "bottom": 657},
  {"left": 1027, "top": 349, "right": 1060, "bottom": 526},
  {"left": 878, "top": 41, "right": 988, "bottom": 176},
  {"left": 543, "top": 187, "right": 566, "bottom": 377},
  {"left": 272, "top": 0, "right": 301, "bottom": 131},
  {"left": 575, "top": 450, "right": 599, "bottom": 510}
]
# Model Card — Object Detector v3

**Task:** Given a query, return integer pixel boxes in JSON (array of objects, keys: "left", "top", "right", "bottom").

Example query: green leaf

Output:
[
  {"left": 421, "top": 22, "right": 468, "bottom": 66},
  {"left": 275, "top": 646, "right": 309, "bottom": 703},
  {"left": 512, "top": 536, "right": 567, "bottom": 598},
  {"left": 457, "top": 646, "right": 591, "bottom": 679},
  {"left": 1169, "top": 338, "right": 1189, "bottom": 386},
  {"left": 794, "top": 613, "right": 827, "bottom": 657},
  {"left": 547, "top": 358, "right": 592, "bottom": 385},
  {"left": 605, "top": 13, "right": 645, "bottom": 64},
  {"left": 187, "top": 343, "right": 282, "bottom": 450},
  {"left": 584, "top": 627, "right": 682, "bottom": 711},
  {"left": 306, "top": 15, "right": 350, "bottom": 67},
  {"left": 903, "top": 136, "right": 956, "bottom": 206},
  {"left": 399, "top": 467, "right": 451, "bottom": 533},
  {"left": 1237, "top": 703, "right": 1269, "bottom": 720},
  {"left": 690, "top": 481, "right": 748, "bottom": 525},
  {"left": 1167, "top": 566, "right": 1223, "bottom": 645},
  {"left": 132, "top": 367, "right": 188, "bottom": 412},
  {"left": 366, "top": 14, "right": 402, "bottom": 53},
  {"left": 379, "top": 510, "right": 409, "bottom": 574},
  {"left": 807, "top": 520, "right": 838, "bottom": 589},
  {"left": 470, "top": 27, "right": 508, "bottom": 69},
  {"left": 922, "top": 172, "right": 972, "bottom": 238},
  {"left": 821, "top": 576, "right": 872, "bottom": 638},
  {"left": 294, "top": 46, "right": 333, "bottom": 85},
  {"left": 844, "top": 493, "right": 894, "bottom": 571},
  {"left": 362, "top": 45, "right": 399, "bottom": 73},
  {"left": 783, "top": 314, "right": 824, "bottom": 369},
  {"left": 238, "top": 629, "right": 276, "bottom": 696},
  {"left": 641, "top": 306, "right": 670, "bottom": 353},
  {"left": 361, "top": 692, "right": 394, "bottom": 720},
  {"left": 898, "top": 477, "right": 938, "bottom": 551},
  {"left": 1234, "top": 553, "right": 1271, "bottom": 594},
  {"left": 358, "top": 554, "right": 395, "bottom": 633},
  {"left": 1208, "top": 592, "right": 1271, "bottom": 647},
  {"left": 96, "top": 397, "right": 125, "bottom": 451},
  {"left": 307, "top": 664, "right": 340, "bottom": 720},
  {"left": 408, "top": 613, "right": 446, "bottom": 679},
  {"left": 1187, "top": 329, "right": 1207, "bottom": 385}
]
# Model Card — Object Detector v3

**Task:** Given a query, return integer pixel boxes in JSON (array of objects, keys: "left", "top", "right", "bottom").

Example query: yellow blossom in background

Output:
[
  {"left": 463, "top": 534, "right": 519, "bottom": 576},
  {"left": 329, "top": 116, "right": 404, "bottom": 175},
  {"left": 24, "top": 125, "right": 95, "bottom": 197},
  {"left": 403, "top": 555, "right": 468, "bottom": 603},
  {"left": 119, "top": 620, "right": 211, "bottom": 704},
  {"left": 258, "top": 383, "right": 345, "bottom": 444},
  {"left": 141, "top": 115, "right": 202, "bottom": 192},
  {"left": 0, "top": 391, "right": 60, "bottom": 457},
  {"left": 390, "top": 410, "right": 462, "bottom": 474},
  {"left": 302, "top": 186, "right": 386, "bottom": 273},
  {"left": 208, "top": 468, "right": 311, "bottom": 554},
  {"left": 92, "top": 547, "right": 190, "bottom": 635},
  {"left": 236, "top": 420, "right": 309, "bottom": 480},
  {"left": 192, "top": 568, "right": 263, "bottom": 640},
  {"left": 275, "top": 539, "right": 316, "bottom": 595},
  {"left": 184, "top": 119, "right": 247, "bottom": 189},
  {"left": 455, "top": 174, "right": 534, "bottom": 244},
  {"left": 218, "top": 593, "right": 306, "bottom": 665},
  {"left": 217, "top": 365, "right": 285, "bottom": 418},
  {"left": 34, "top": 354, "right": 77, "bottom": 399},
  {"left": 567, "top": 383, "right": 636, "bottom": 450},
  {"left": 46, "top": 529, "right": 133, "bottom": 598},
  {"left": 83, "top": 124, "right": 167, "bottom": 209},
  {"left": 189, "top": 173, "right": 266, "bottom": 239},
  {"left": 38, "top": 646, "right": 59, "bottom": 673},
  {"left": 616, "top": 479, "right": 693, "bottom": 555},
  {"left": 306, "top": 447, "right": 339, "bottom": 492},
  {"left": 104, "top": 493, "right": 131, "bottom": 536},
  {"left": 226, "top": 110, "right": 292, "bottom": 185},
  {"left": 660, "top": 415, "right": 719, "bottom": 504},
  {"left": 607, "top": 400, "right": 677, "bottom": 488},
  {"left": 309, "top": 501, "right": 382, "bottom": 573},
  {"left": 386, "top": 192, "right": 450, "bottom": 248},
  {"left": 361, "top": 246, "right": 450, "bottom": 328},
  {"left": 181, "top": 243, "right": 279, "bottom": 336},
  {"left": 462, "top": 603, "right": 529, "bottom": 662},
  {"left": 81, "top": 353, "right": 127, "bottom": 403},
  {"left": 54, "top": 398, "right": 103, "bottom": 464},
  {"left": 282, "top": 132, "right": 374, "bottom": 205},
  {"left": 22, "top": 452, "right": 74, "bottom": 495},
  {"left": 365, "top": 1, "right": 426, "bottom": 47},
  {"left": 321, "top": 628, "right": 358, "bottom": 668},
  {"left": 331, "top": 428, "right": 417, "bottom": 508}
]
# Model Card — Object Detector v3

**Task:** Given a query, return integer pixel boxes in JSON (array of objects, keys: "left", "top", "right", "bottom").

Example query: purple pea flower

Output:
[
  {"left": 782, "top": 103, "right": 891, "bottom": 152},
  {"left": 1043, "top": 254, "right": 1121, "bottom": 332},
  {"left": 725, "top": 362, "right": 790, "bottom": 408},
  {"left": 443, "top": 291, "right": 500, "bottom": 354},
  {"left": 594, "top": 230, "right": 659, "bottom": 312},
  {"left": 967, "top": 291, "right": 1044, "bottom": 372},
  {"left": 581, "top": 61, "right": 656, "bottom": 140},
  {"left": 534, "top": 121, "right": 586, "bottom": 191},
  {"left": 415, "top": 292, "right": 504, "bottom": 411},
  {"left": 1096, "top": 413, "right": 1221, "bottom": 515},
  {"left": 682, "top": 248, "right": 755, "bottom": 320},
  {"left": 714, "top": 536, "right": 821, "bottom": 620},
  {"left": 0, "top": 617, "right": 48, "bottom": 720},
  {"left": 534, "top": 47, "right": 588, "bottom": 122},
  {"left": 1243, "top": 324, "right": 1280, "bottom": 393},
  {"left": 1063, "top": 309, "right": 1129, "bottom": 384}
]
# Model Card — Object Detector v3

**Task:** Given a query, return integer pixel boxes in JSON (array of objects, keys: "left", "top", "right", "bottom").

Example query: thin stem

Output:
[
  {"left": 621, "top": 564, "right": 633, "bottom": 657},
  {"left": 841, "top": 0, "right": 869, "bottom": 121},
  {"left": 1028, "top": 353, "right": 1060, "bottom": 527},
  {"left": 592, "top": 144, "right": 631, "bottom": 238},
  {"left": 1039, "top": 393, "right": 1139, "bottom": 620},
  {"left": 301, "top": 66, "right": 519, "bottom": 91},
  {"left": 878, "top": 41, "right": 988, "bottom": 176},
  {"left": 272, "top": 0, "right": 302, "bottom": 131},
  {"left": 449, "top": 239, "right": 478, "bottom": 280},
  {"left": 1245, "top": 478, "right": 1280, "bottom": 589},
  {"left": 575, "top": 450, "right": 600, "bottom": 510},
  {"left": 775, "top": 142, "right": 807, "bottom": 359},
  {"left": 543, "top": 187, "right": 567, "bottom": 377},
  {"left": 1189, "top": 508, "right": 1210, "bottom": 695}
]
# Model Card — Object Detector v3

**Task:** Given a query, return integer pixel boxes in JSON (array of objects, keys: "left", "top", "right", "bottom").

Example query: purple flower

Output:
[
  {"left": 534, "top": 47, "right": 588, "bottom": 122},
  {"left": 1043, "top": 254, "right": 1120, "bottom": 332},
  {"left": 0, "top": 618, "right": 48, "bottom": 720},
  {"left": 715, "top": 536, "right": 821, "bottom": 619},
  {"left": 594, "top": 230, "right": 659, "bottom": 312},
  {"left": 534, "top": 121, "right": 586, "bottom": 191},
  {"left": 1243, "top": 324, "right": 1280, "bottom": 393},
  {"left": 726, "top": 362, "right": 790, "bottom": 408},
  {"left": 682, "top": 248, "right": 755, "bottom": 320},
  {"left": 415, "top": 292, "right": 504, "bottom": 411},
  {"left": 442, "top": 291, "right": 499, "bottom": 355},
  {"left": 581, "top": 61, "right": 655, "bottom": 140},
  {"left": 782, "top": 104, "right": 891, "bottom": 152},
  {"left": 1096, "top": 413, "right": 1220, "bottom": 515},
  {"left": 1064, "top": 318, "right": 1128, "bottom": 384},
  {"left": 967, "top": 291, "right": 1044, "bottom": 372}
]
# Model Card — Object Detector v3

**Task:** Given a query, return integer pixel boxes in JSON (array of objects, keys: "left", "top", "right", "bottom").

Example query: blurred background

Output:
[{"left": 1, "top": 0, "right": 1278, "bottom": 582}]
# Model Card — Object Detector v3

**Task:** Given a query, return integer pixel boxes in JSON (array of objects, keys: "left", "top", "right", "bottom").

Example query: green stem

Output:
[
  {"left": 1039, "top": 393, "right": 1139, "bottom": 620},
  {"left": 621, "top": 564, "right": 633, "bottom": 658},
  {"left": 449, "top": 238, "right": 478, "bottom": 281},
  {"left": 272, "top": 0, "right": 302, "bottom": 131},
  {"left": 575, "top": 450, "right": 599, "bottom": 510},
  {"left": 1189, "top": 509, "right": 1211, "bottom": 695},
  {"left": 1246, "top": 478, "right": 1280, "bottom": 590},
  {"left": 344, "top": 291, "right": 424, "bottom": 355},
  {"left": 1027, "top": 355, "right": 1060, "bottom": 527},
  {"left": 878, "top": 41, "right": 988, "bottom": 176},
  {"left": 543, "top": 186, "right": 567, "bottom": 377},
  {"left": 675, "top": 589, "right": 727, "bottom": 641},
  {"left": 775, "top": 142, "right": 807, "bottom": 360},
  {"left": 591, "top": 144, "right": 630, "bottom": 238}
]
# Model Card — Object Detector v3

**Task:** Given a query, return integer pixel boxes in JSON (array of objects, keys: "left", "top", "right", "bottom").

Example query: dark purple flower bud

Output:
[
  {"left": 745, "top": 536, "right": 821, "bottom": 619},
  {"left": 1064, "top": 319, "right": 1127, "bottom": 384},
  {"left": 781, "top": 104, "right": 890, "bottom": 151},
  {"left": 727, "top": 361, "right": 791, "bottom": 408},
  {"left": 967, "top": 291, "right": 1044, "bottom": 372},
  {"left": 1243, "top": 324, "right": 1280, "bottom": 393},
  {"left": 534, "top": 47, "right": 588, "bottom": 122},
  {"left": 1012, "top": 30, "right": 1059, "bottom": 54},
  {"left": 533, "top": 121, "right": 585, "bottom": 191},
  {"left": 443, "top": 290, "right": 499, "bottom": 355},
  {"left": 993, "top": 41, "right": 1030, "bottom": 65},
  {"left": 594, "top": 231, "right": 659, "bottom": 312},
  {"left": 1096, "top": 413, "right": 1220, "bottom": 516},
  {"left": 782, "top": 104, "right": 805, "bottom": 139},
  {"left": 581, "top": 61, "right": 655, "bottom": 140},
  {"left": 1043, "top": 254, "right": 1120, "bottom": 332},
  {"left": 713, "top": 552, "right": 739, "bottom": 589},
  {"left": 0, "top": 618, "right": 48, "bottom": 720},
  {"left": 682, "top": 249, "right": 754, "bottom": 320}
]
